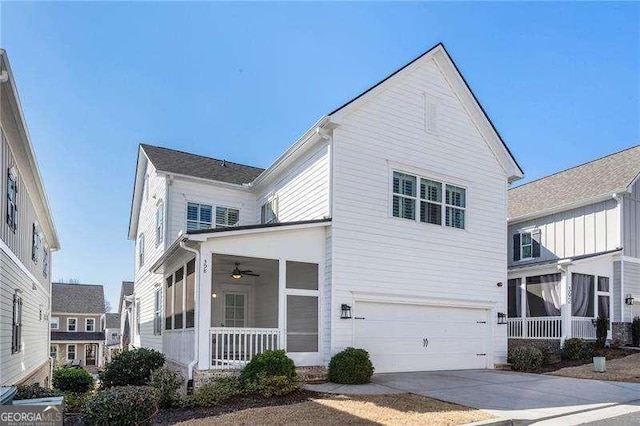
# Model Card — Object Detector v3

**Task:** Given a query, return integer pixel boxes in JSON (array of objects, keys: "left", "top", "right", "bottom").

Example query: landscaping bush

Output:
[
  {"left": 83, "top": 386, "right": 157, "bottom": 426},
  {"left": 328, "top": 347, "right": 374, "bottom": 384},
  {"left": 63, "top": 391, "right": 90, "bottom": 414},
  {"left": 508, "top": 346, "right": 544, "bottom": 372},
  {"left": 193, "top": 377, "right": 244, "bottom": 407},
  {"left": 52, "top": 368, "right": 95, "bottom": 393},
  {"left": 14, "top": 384, "right": 61, "bottom": 400},
  {"left": 562, "top": 338, "right": 585, "bottom": 360},
  {"left": 100, "top": 348, "right": 165, "bottom": 387},
  {"left": 245, "top": 374, "right": 300, "bottom": 398},
  {"left": 240, "top": 350, "right": 296, "bottom": 384},
  {"left": 594, "top": 315, "right": 608, "bottom": 349},
  {"left": 149, "top": 367, "right": 183, "bottom": 409},
  {"left": 632, "top": 317, "right": 640, "bottom": 346}
]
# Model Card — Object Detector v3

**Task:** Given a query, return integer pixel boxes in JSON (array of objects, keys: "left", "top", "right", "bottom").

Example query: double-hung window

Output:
[
  {"left": 187, "top": 203, "right": 212, "bottom": 231},
  {"left": 393, "top": 171, "right": 466, "bottom": 229},
  {"left": 43, "top": 245, "right": 49, "bottom": 277},
  {"left": 215, "top": 207, "right": 239, "bottom": 228},
  {"left": 51, "top": 316, "right": 59, "bottom": 330},
  {"left": 67, "top": 344, "right": 76, "bottom": 360},
  {"left": 520, "top": 232, "right": 533, "bottom": 259},
  {"left": 12, "top": 293, "right": 22, "bottom": 354},
  {"left": 86, "top": 318, "right": 95, "bottom": 332},
  {"left": 513, "top": 229, "right": 541, "bottom": 261},
  {"left": 156, "top": 201, "right": 164, "bottom": 246},
  {"left": 7, "top": 168, "right": 17, "bottom": 232},
  {"left": 68, "top": 318, "right": 77, "bottom": 332},
  {"left": 138, "top": 234, "right": 145, "bottom": 267},
  {"left": 154, "top": 287, "right": 162, "bottom": 335},
  {"left": 261, "top": 198, "right": 278, "bottom": 224},
  {"left": 136, "top": 298, "right": 141, "bottom": 335},
  {"left": 392, "top": 172, "right": 417, "bottom": 220},
  {"left": 32, "top": 224, "right": 40, "bottom": 263}
]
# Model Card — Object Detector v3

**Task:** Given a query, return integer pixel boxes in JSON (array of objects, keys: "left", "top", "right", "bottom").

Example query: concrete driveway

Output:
[{"left": 307, "top": 370, "right": 640, "bottom": 423}]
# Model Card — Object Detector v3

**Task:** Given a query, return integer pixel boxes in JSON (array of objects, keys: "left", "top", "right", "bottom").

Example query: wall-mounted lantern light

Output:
[
  {"left": 340, "top": 304, "right": 352, "bottom": 319},
  {"left": 625, "top": 295, "right": 635, "bottom": 305},
  {"left": 497, "top": 312, "right": 507, "bottom": 325},
  {"left": 496, "top": 282, "right": 503, "bottom": 287}
]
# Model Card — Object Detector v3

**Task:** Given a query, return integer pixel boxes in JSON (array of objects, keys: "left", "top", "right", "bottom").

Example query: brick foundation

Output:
[
  {"left": 612, "top": 322, "right": 632, "bottom": 345},
  {"left": 17, "top": 359, "right": 52, "bottom": 388}
]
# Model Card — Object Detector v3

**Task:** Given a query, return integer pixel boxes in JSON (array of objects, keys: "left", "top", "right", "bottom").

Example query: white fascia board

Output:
[
  {"left": 187, "top": 221, "right": 331, "bottom": 242},
  {"left": 159, "top": 170, "right": 252, "bottom": 191},
  {"left": 127, "top": 147, "right": 148, "bottom": 240}
]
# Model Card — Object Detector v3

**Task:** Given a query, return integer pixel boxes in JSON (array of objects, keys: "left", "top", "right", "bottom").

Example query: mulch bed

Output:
[
  {"left": 153, "top": 390, "right": 325, "bottom": 425},
  {"left": 539, "top": 347, "right": 636, "bottom": 373}
]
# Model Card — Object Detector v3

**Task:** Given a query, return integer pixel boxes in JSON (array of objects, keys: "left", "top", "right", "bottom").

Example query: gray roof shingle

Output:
[
  {"left": 52, "top": 283, "right": 105, "bottom": 314},
  {"left": 104, "top": 313, "right": 120, "bottom": 329},
  {"left": 51, "top": 331, "right": 105, "bottom": 341},
  {"left": 141, "top": 144, "right": 264, "bottom": 185},
  {"left": 508, "top": 145, "right": 640, "bottom": 220}
]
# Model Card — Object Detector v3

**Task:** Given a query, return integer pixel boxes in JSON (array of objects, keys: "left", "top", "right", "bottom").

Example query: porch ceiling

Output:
[{"left": 212, "top": 254, "right": 278, "bottom": 280}]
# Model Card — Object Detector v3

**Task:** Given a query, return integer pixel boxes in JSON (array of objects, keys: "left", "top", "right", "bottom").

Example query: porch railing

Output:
[
  {"left": 210, "top": 327, "right": 282, "bottom": 369},
  {"left": 507, "top": 317, "right": 562, "bottom": 339},
  {"left": 571, "top": 318, "right": 597, "bottom": 340}
]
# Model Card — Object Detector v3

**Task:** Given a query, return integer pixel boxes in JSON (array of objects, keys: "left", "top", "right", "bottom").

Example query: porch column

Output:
[
  {"left": 520, "top": 278, "right": 527, "bottom": 338},
  {"left": 278, "top": 258, "right": 286, "bottom": 351},
  {"left": 560, "top": 269, "right": 571, "bottom": 344},
  {"left": 197, "top": 250, "right": 213, "bottom": 370},
  {"left": 98, "top": 343, "right": 104, "bottom": 368}
]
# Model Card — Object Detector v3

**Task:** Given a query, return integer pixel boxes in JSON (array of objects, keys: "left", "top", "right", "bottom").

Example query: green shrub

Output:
[
  {"left": 508, "top": 346, "right": 544, "bottom": 372},
  {"left": 632, "top": 317, "right": 640, "bottom": 346},
  {"left": 193, "top": 377, "right": 244, "bottom": 407},
  {"left": 52, "top": 368, "right": 95, "bottom": 393},
  {"left": 83, "top": 386, "right": 157, "bottom": 425},
  {"left": 149, "top": 367, "right": 183, "bottom": 409},
  {"left": 245, "top": 374, "right": 300, "bottom": 398},
  {"left": 100, "top": 348, "right": 165, "bottom": 388},
  {"left": 14, "top": 384, "right": 61, "bottom": 400},
  {"left": 594, "top": 315, "right": 608, "bottom": 349},
  {"left": 63, "top": 391, "right": 89, "bottom": 414},
  {"left": 240, "top": 350, "right": 296, "bottom": 384},
  {"left": 562, "top": 338, "right": 585, "bottom": 360},
  {"left": 328, "top": 347, "right": 374, "bottom": 384}
]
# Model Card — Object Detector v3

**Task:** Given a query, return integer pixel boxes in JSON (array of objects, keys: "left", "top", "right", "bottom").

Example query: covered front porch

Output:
[
  {"left": 507, "top": 253, "right": 615, "bottom": 342},
  {"left": 154, "top": 220, "right": 328, "bottom": 373}
]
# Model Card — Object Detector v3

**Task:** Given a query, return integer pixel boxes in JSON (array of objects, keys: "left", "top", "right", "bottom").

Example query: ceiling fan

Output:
[{"left": 231, "top": 262, "right": 260, "bottom": 280}]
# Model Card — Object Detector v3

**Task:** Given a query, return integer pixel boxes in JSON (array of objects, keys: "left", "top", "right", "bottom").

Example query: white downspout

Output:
[{"left": 180, "top": 240, "right": 199, "bottom": 385}]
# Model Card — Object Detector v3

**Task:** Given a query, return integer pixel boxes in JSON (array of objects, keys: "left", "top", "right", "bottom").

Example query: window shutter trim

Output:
[
  {"left": 513, "top": 233, "right": 521, "bottom": 261},
  {"left": 532, "top": 229, "right": 542, "bottom": 258}
]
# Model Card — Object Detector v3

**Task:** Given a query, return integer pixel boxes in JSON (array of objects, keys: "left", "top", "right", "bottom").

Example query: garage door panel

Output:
[{"left": 354, "top": 301, "right": 490, "bottom": 373}]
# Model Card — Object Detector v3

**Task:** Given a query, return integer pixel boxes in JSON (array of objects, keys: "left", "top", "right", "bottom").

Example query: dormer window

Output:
[{"left": 7, "top": 167, "right": 18, "bottom": 232}]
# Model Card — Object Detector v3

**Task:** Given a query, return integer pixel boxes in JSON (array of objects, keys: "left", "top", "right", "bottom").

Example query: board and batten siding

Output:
[
  {"left": 623, "top": 181, "right": 640, "bottom": 258},
  {"left": 329, "top": 57, "right": 510, "bottom": 362},
  {"left": 508, "top": 199, "right": 619, "bottom": 268},
  {"left": 255, "top": 143, "right": 330, "bottom": 223},
  {"left": 133, "top": 160, "right": 168, "bottom": 351},
  {"left": 613, "top": 261, "right": 622, "bottom": 322}
]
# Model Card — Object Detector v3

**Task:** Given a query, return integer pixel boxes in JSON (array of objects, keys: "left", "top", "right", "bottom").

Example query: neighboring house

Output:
[
  {"left": 101, "top": 312, "right": 121, "bottom": 363},
  {"left": 507, "top": 146, "right": 640, "bottom": 346},
  {"left": 0, "top": 50, "right": 60, "bottom": 387},
  {"left": 117, "top": 281, "right": 134, "bottom": 349},
  {"left": 50, "top": 283, "right": 106, "bottom": 370},
  {"left": 127, "top": 43, "right": 523, "bottom": 385}
]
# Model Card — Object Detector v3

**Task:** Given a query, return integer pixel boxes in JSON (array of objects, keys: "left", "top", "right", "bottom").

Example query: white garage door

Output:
[{"left": 354, "top": 301, "right": 490, "bottom": 373}]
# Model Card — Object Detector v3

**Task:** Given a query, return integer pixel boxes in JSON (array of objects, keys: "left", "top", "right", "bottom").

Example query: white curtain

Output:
[
  {"left": 540, "top": 274, "right": 561, "bottom": 316},
  {"left": 572, "top": 273, "right": 593, "bottom": 317}
]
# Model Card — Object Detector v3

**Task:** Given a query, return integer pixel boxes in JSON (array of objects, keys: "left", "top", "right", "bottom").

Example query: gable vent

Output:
[{"left": 424, "top": 93, "right": 438, "bottom": 133}]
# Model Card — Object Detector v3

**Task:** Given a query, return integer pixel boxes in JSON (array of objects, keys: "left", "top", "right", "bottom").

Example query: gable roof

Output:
[
  {"left": 52, "top": 283, "right": 105, "bottom": 314},
  {"left": 104, "top": 313, "right": 120, "bottom": 329},
  {"left": 327, "top": 43, "right": 523, "bottom": 181},
  {"left": 141, "top": 144, "right": 264, "bottom": 185},
  {"left": 508, "top": 145, "right": 640, "bottom": 221}
]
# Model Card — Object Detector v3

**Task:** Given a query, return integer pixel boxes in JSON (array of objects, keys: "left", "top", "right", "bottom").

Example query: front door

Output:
[
  {"left": 224, "top": 293, "right": 246, "bottom": 328},
  {"left": 85, "top": 344, "right": 97, "bottom": 366}
]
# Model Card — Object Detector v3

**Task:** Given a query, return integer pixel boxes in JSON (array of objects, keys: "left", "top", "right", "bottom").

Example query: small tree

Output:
[
  {"left": 593, "top": 315, "right": 608, "bottom": 350},
  {"left": 632, "top": 317, "right": 640, "bottom": 347}
]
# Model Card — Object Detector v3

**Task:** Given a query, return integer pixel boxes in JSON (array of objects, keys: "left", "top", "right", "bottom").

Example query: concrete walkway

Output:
[{"left": 305, "top": 370, "right": 640, "bottom": 423}]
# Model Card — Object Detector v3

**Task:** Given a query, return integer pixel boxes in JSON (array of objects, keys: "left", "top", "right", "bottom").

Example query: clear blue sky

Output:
[{"left": 1, "top": 2, "right": 638, "bottom": 307}]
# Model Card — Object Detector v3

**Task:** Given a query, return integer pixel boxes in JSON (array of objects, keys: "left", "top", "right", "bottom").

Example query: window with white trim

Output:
[
  {"left": 32, "top": 224, "right": 41, "bottom": 263},
  {"left": 50, "top": 344, "right": 58, "bottom": 359},
  {"left": 67, "top": 318, "right": 77, "bottom": 332},
  {"left": 43, "top": 245, "right": 49, "bottom": 277},
  {"left": 136, "top": 298, "right": 141, "bottom": 335},
  {"left": 187, "top": 202, "right": 212, "bottom": 231},
  {"left": 12, "top": 292, "right": 22, "bottom": 354},
  {"left": 138, "top": 234, "right": 145, "bottom": 267},
  {"left": 154, "top": 287, "right": 162, "bottom": 335},
  {"left": 155, "top": 200, "right": 164, "bottom": 246},
  {"left": 51, "top": 316, "right": 59, "bottom": 330},
  {"left": 86, "top": 318, "right": 95, "bottom": 332},
  {"left": 215, "top": 207, "right": 239, "bottom": 228},
  {"left": 261, "top": 198, "right": 278, "bottom": 224},
  {"left": 392, "top": 171, "right": 466, "bottom": 229},
  {"left": 67, "top": 344, "right": 76, "bottom": 360},
  {"left": 520, "top": 232, "right": 533, "bottom": 259},
  {"left": 7, "top": 167, "right": 18, "bottom": 232}
]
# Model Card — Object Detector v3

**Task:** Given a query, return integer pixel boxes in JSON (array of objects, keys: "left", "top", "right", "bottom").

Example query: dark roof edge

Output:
[
  {"left": 510, "top": 144, "right": 640, "bottom": 191},
  {"left": 140, "top": 143, "right": 265, "bottom": 172},
  {"left": 187, "top": 218, "right": 331, "bottom": 236}
]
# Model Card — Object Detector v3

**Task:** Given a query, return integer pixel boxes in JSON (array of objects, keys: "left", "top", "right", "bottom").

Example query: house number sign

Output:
[
  {"left": 203, "top": 259, "right": 208, "bottom": 273},
  {"left": 423, "top": 338, "right": 429, "bottom": 348}
]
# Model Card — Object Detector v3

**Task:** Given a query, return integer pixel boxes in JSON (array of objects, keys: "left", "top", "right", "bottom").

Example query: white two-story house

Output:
[
  {"left": 0, "top": 50, "right": 60, "bottom": 387},
  {"left": 507, "top": 146, "right": 640, "bottom": 348},
  {"left": 128, "top": 43, "right": 523, "bottom": 386}
]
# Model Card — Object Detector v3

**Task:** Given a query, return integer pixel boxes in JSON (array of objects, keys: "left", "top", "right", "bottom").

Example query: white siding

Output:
[
  {"left": 623, "top": 261, "right": 640, "bottom": 322},
  {"left": 132, "top": 160, "right": 167, "bottom": 350},
  {"left": 613, "top": 261, "right": 622, "bottom": 322},
  {"left": 255, "top": 143, "right": 330, "bottom": 223},
  {"left": 623, "top": 181, "right": 640, "bottom": 258},
  {"left": 508, "top": 199, "right": 619, "bottom": 267},
  {"left": 329, "top": 58, "right": 510, "bottom": 363}
]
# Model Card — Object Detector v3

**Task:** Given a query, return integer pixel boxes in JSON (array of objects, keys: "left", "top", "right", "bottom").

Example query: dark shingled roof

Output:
[
  {"left": 509, "top": 145, "right": 640, "bottom": 220},
  {"left": 51, "top": 331, "right": 105, "bottom": 341},
  {"left": 51, "top": 283, "right": 105, "bottom": 314},
  {"left": 118, "top": 281, "right": 134, "bottom": 314},
  {"left": 141, "top": 144, "right": 264, "bottom": 185},
  {"left": 104, "top": 313, "right": 120, "bottom": 329}
]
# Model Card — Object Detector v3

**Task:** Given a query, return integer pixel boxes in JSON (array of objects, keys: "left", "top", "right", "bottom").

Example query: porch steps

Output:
[{"left": 297, "top": 366, "right": 328, "bottom": 384}]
